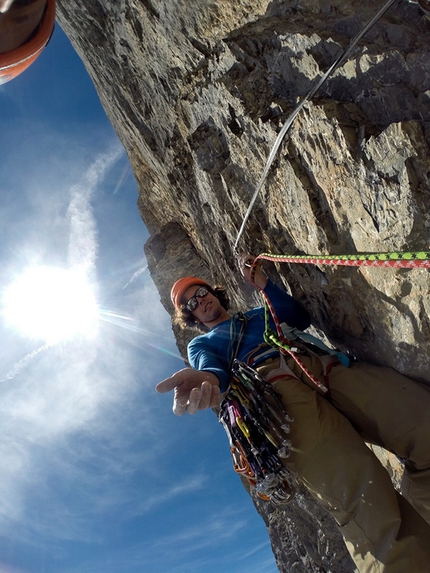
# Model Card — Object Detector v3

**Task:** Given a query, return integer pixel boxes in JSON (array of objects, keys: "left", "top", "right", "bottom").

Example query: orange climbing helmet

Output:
[
  {"left": 171, "top": 277, "right": 209, "bottom": 309},
  {"left": 0, "top": 0, "right": 56, "bottom": 85}
]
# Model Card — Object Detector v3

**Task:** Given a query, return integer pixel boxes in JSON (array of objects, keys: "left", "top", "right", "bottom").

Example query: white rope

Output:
[{"left": 233, "top": 0, "right": 400, "bottom": 254}]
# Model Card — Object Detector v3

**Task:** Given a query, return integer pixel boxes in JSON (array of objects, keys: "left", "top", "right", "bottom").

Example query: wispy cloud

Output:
[
  {"left": 139, "top": 473, "right": 208, "bottom": 513},
  {"left": 0, "top": 145, "right": 123, "bottom": 383},
  {"left": 0, "top": 564, "right": 28, "bottom": 573},
  {"left": 64, "top": 504, "right": 276, "bottom": 573},
  {"left": 145, "top": 504, "right": 250, "bottom": 553},
  {"left": 67, "top": 145, "right": 123, "bottom": 274},
  {"left": 122, "top": 264, "right": 148, "bottom": 289},
  {"left": 0, "top": 344, "right": 49, "bottom": 383}
]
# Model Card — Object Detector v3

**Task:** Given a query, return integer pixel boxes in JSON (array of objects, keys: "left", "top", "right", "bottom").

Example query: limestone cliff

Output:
[{"left": 56, "top": 1, "right": 430, "bottom": 571}]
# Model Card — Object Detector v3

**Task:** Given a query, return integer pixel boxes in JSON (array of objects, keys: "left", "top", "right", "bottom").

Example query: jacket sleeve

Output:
[
  {"left": 263, "top": 280, "right": 311, "bottom": 330},
  {"left": 187, "top": 335, "right": 231, "bottom": 392}
]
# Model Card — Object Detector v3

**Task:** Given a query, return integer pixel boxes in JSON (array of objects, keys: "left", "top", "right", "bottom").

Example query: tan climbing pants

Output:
[{"left": 257, "top": 355, "right": 430, "bottom": 573}]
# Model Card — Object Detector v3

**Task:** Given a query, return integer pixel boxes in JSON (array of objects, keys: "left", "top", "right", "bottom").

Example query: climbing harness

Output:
[
  {"left": 281, "top": 323, "right": 350, "bottom": 368},
  {"left": 233, "top": 0, "right": 403, "bottom": 254},
  {"left": 219, "top": 360, "right": 296, "bottom": 505},
  {"left": 219, "top": 298, "right": 349, "bottom": 501}
]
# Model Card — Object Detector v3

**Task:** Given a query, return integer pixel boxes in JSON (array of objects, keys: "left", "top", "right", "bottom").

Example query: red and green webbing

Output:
[
  {"left": 249, "top": 249, "right": 430, "bottom": 393},
  {"left": 249, "top": 261, "right": 330, "bottom": 393},
  {"left": 261, "top": 292, "right": 329, "bottom": 394},
  {"left": 255, "top": 251, "right": 430, "bottom": 269}
]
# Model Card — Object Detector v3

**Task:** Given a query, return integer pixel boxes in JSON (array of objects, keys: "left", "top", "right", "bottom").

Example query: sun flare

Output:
[{"left": 2, "top": 266, "right": 99, "bottom": 344}]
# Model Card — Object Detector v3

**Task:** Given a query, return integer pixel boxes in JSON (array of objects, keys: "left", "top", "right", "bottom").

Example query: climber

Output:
[
  {"left": 156, "top": 254, "right": 430, "bottom": 573},
  {"left": 0, "top": 0, "right": 55, "bottom": 85}
]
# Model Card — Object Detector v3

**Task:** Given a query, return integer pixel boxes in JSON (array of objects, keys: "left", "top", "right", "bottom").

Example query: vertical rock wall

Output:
[{"left": 57, "top": 1, "right": 430, "bottom": 570}]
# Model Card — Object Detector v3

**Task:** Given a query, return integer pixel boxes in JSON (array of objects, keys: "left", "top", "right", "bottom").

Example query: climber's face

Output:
[
  {"left": 182, "top": 284, "right": 229, "bottom": 328},
  {"left": 0, "top": 0, "right": 47, "bottom": 54}
]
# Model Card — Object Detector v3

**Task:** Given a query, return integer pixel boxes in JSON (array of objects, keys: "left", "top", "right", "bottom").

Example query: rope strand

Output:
[
  {"left": 233, "top": 0, "right": 399, "bottom": 254},
  {"left": 255, "top": 251, "right": 430, "bottom": 269},
  {"left": 249, "top": 259, "right": 330, "bottom": 393}
]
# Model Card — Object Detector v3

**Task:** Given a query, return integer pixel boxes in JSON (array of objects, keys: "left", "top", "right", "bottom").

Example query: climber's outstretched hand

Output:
[{"left": 155, "top": 368, "right": 221, "bottom": 416}]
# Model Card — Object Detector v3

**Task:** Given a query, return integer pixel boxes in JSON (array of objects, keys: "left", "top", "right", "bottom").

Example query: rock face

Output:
[{"left": 57, "top": 1, "right": 430, "bottom": 571}]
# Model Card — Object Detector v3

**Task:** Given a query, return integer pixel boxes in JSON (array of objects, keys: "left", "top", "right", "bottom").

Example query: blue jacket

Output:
[{"left": 187, "top": 280, "right": 311, "bottom": 392}]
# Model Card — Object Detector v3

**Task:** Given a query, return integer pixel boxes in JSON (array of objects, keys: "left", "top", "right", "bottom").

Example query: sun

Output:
[{"left": 2, "top": 266, "right": 99, "bottom": 344}]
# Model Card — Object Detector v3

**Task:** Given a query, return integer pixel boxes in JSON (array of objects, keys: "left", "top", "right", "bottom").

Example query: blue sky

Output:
[{"left": 0, "top": 24, "right": 279, "bottom": 573}]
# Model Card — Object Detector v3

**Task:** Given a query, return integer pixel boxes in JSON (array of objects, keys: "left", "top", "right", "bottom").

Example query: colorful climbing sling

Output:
[{"left": 248, "top": 250, "right": 430, "bottom": 393}]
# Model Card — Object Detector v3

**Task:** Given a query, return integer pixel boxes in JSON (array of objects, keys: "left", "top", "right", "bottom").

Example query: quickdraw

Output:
[{"left": 219, "top": 360, "right": 296, "bottom": 505}]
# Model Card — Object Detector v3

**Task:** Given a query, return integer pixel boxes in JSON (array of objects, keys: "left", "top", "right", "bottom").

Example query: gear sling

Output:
[{"left": 218, "top": 313, "right": 296, "bottom": 504}]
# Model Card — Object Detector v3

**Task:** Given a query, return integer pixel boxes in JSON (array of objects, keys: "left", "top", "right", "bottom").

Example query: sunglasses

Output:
[{"left": 185, "top": 286, "right": 209, "bottom": 311}]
